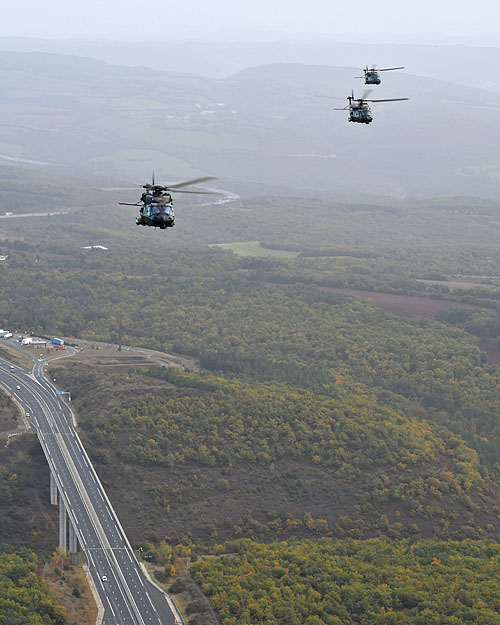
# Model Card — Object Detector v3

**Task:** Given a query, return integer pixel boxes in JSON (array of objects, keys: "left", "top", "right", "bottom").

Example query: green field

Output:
[{"left": 212, "top": 240, "right": 299, "bottom": 258}]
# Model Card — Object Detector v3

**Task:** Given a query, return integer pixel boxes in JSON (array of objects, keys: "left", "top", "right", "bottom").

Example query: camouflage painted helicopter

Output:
[
  {"left": 118, "top": 174, "right": 217, "bottom": 229},
  {"left": 343, "top": 64, "right": 405, "bottom": 85},
  {"left": 320, "top": 90, "right": 408, "bottom": 124}
]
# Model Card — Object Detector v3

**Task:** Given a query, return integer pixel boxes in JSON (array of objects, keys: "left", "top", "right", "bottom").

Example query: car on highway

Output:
[
  {"left": 101, "top": 575, "right": 108, "bottom": 582},
  {"left": 16, "top": 385, "right": 21, "bottom": 390}
]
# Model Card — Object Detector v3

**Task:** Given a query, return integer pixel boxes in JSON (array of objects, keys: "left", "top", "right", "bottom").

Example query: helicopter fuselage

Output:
[
  {"left": 364, "top": 71, "right": 381, "bottom": 85},
  {"left": 347, "top": 100, "right": 373, "bottom": 124},
  {"left": 136, "top": 193, "right": 175, "bottom": 229},
  {"left": 349, "top": 108, "right": 372, "bottom": 124}
]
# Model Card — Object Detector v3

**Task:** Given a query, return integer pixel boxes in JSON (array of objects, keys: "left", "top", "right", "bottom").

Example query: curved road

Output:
[{"left": 0, "top": 346, "right": 178, "bottom": 625}]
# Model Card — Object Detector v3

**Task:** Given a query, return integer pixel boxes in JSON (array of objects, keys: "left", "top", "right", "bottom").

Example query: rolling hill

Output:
[{"left": 2, "top": 51, "right": 500, "bottom": 201}]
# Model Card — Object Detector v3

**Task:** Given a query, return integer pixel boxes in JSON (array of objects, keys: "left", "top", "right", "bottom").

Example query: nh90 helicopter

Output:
[
  {"left": 342, "top": 64, "right": 405, "bottom": 85},
  {"left": 118, "top": 174, "right": 217, "bottom": 229},
  {"left": 319, "top": 90, "right": 408, "bottom": 124}
]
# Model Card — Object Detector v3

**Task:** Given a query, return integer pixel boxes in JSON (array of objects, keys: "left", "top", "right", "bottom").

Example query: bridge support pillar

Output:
[
  {"left": 50, "top": 472, "right": 58, "bottom": 506},
  {"left": 68, "top": 520, "right": 78, "bottom": 553},
  {"left": 58, "top": 498, "right": 67, "bottom": 551}
]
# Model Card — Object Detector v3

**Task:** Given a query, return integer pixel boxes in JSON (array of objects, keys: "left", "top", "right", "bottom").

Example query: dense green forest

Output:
[
  {"left": 0, "top": 550, "right": 67, "bottom": 625},
  {"left": 44, "top": 360, "right": 499, "bottom": 543},
  {"left": 2, "top": 169, "right": 500, "bottom": 624},
  {"left": 191, "top": 538, "right": 500, "bottom": 625},
  {"left": 3, "top": 251, "right": 500, "bottom": 470}
]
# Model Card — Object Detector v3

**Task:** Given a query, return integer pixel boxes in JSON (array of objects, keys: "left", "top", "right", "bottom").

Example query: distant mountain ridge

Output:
[
  {"left": 2, "top": 36, "right": 500, "bottom": 92},
  {"left": 2, "top": 50, "right": 500, "bottom": 200}
]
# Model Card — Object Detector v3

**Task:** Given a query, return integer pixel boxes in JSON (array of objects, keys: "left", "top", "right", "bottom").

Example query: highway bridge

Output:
[{"left": 0, "top": 348, "right": 180, "bottom": 625}]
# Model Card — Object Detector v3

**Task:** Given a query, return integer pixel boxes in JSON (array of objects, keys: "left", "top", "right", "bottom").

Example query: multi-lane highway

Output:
[{"left": 0, "top": 344, "right": 178, "bottom": 625}]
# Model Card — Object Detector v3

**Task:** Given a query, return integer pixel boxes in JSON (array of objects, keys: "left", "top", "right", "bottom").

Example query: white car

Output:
[
  {"left": 101, "top": 575, "right": 108, "bottom": 582},
  {"left": 16, "top": 385, "right": 21, "bottom": 390}
]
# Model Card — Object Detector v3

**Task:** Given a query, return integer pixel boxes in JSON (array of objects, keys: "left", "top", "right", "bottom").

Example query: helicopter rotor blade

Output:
[
  {"left": 170, "top": 188, "right": 219, "bottom": 195},
  {"left": 315, "top": 94, "right": 347, "bottom": 100},
  {"left": 98, "top": 186, "right": 139, "bottom": 191},
  {"left": 337, "top": 65, "right": 362, "bottom": 70},
  {"left": 118, "top": 201, "right": 142, "bottom": 206},
  {"left": 365, "top": 97, "right": 409, "bottom": 103},
  {"left": 360, "top": 89, "right": 373, "bottom": 100},
  {"left": 377, "top": 66, "right": 405, "bottom": 71},
  {"left": 167, "top": 175, "right": 217, "bottom": 189},
  {"left": 370, "top": 64, "right": 378, "bottom": 69}
]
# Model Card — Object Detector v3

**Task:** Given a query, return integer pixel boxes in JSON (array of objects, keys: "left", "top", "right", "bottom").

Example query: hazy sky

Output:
[{"left": 2, "top": 0, "right": 500, "bottom": 44}]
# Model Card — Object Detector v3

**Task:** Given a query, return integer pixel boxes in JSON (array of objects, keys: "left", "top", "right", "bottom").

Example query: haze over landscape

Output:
[{"left": 2, "top": 2, "right": 500, "bottom": 625}]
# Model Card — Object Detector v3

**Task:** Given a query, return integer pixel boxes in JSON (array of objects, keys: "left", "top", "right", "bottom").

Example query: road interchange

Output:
[{"left": 0, "top": 346, "right": 178, "bottom": 625}]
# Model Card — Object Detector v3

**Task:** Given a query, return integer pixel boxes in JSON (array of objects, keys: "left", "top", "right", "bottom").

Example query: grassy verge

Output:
[
  {"left": 0, "top": 344, "right": 33, "bottom": 370},
  {"left": 44, "top": 553, "right": 98, "bottom": 625}
]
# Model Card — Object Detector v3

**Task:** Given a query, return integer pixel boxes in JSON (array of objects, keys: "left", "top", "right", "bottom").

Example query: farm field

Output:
[{"left": 212, "top": 241, "right": 299, "bottom": 258}]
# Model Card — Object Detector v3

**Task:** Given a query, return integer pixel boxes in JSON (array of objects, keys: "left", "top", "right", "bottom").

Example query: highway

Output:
[{"left": 0, "top": 344, "right": 178, "bottom": 625}]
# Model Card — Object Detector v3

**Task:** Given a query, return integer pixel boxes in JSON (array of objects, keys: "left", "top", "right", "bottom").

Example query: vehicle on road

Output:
[
  {"left": 101, "top": 575, "right": 108, "bottom": 582},
  {"left": 16, "top": 385, "right": 21, "bottom": 390}
]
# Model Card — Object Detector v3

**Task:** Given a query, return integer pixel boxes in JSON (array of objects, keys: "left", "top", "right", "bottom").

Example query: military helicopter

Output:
[
  {"left": 118, "top": 174, "right": 217, "bottom": 229},
  {"left": 342, "top": 64, "right": 405, "bottom": 85},
  {"left": 320, "top": 90, "right": 408, "bottom": 124}
]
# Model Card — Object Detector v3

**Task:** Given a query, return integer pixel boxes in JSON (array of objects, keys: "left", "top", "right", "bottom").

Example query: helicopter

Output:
[
  {"left": 118, "top": 174, "right": 217, "bottom": 229},
  {"left": 319, "top": 90, "right": 408, "bottom": 124},
  {"left": 343, "top": 64, "right": 405, "bottom": 85}
]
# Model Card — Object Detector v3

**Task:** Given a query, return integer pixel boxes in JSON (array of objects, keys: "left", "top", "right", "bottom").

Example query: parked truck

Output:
[
  {"left": 3, "top": 332, "right": 13, "bottom": 339},
  {"left": 0, "top": 330, "right": 7, "bottom": 337},
  {"left": 52, "top": 337, "right": 64, "bottom": 346},
  {"left": 21, "top": 337, "right": 33, "bottom": 345}
]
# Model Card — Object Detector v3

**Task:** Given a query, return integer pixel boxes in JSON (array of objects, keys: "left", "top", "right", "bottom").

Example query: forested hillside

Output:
[
  {"left": 2, "top": 166, "right": 500, "bottom": 624},
  {"left": 45, "top": 359, "right": 500, "bottom": 544},
  {"left": 191, "top": 538, "right": 500, "bottom": 625},
  {"left": 4, "top": 52, "right": 500, "bottom": 199},
  {"left": 0, "top": 551, "right": 67, "bottom": 625}
]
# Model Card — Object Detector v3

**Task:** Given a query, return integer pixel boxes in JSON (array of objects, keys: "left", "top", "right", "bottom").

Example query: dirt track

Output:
[
  {"left": 319, "top": 287, "right": 500, "bottom": 365},
  {"left": 315, "top": 287, "right": 479, "bottom": 319}
]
